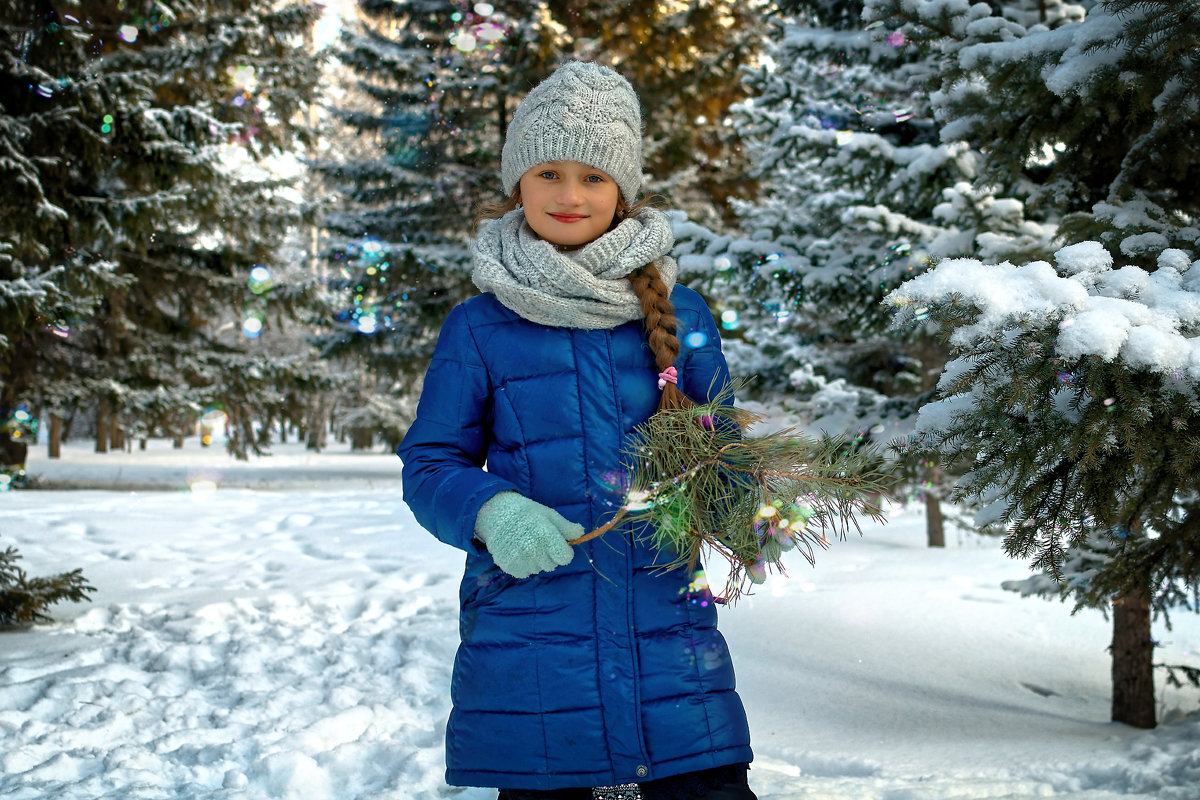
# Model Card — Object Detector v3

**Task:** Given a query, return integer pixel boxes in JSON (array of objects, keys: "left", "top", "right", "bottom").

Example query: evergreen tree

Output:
[
  {"left": 669, "top": 0, "right": 1054, "bottom": 543},
  {"left": 313, "top": 1, "right": 562, "bottom": 449},
  {"left": 876, "top": 0, "right": 1200, "bottom": 728},
  {"left": 0, "top": 538, "right": 94, "bottom": 627},
  {"left": 1, "top": 1, "right": 326, "bottom": 465}
]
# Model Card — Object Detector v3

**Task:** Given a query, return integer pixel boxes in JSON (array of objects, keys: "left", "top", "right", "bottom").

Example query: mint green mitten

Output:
[{"left": 474, "top": 492, "right": 583, "bottom": 579}]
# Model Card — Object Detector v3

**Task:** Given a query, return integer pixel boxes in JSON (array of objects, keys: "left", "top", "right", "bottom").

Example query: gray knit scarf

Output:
[{"left": 471, "top": 207, "right": 677, "bottom": 329}]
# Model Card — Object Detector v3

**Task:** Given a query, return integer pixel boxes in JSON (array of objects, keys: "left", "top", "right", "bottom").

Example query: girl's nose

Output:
[{"left": 558, "top": 181, "right": 583, "bottom": 205}]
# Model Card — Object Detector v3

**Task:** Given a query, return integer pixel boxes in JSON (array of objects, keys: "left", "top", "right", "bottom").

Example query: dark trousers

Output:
[{"left": 497, "top": 763, "right": 757, "bottom": 800}]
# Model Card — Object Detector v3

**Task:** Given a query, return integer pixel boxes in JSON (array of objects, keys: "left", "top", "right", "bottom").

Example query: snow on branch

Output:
[{"left": 888, "top": 242, "right": 1200, "bottom": 379}]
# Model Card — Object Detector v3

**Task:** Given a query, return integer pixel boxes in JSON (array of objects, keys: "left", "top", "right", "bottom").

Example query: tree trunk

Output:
[
  {"left": 925, "top": 492, "right": 945, "bottom": 548},
  {"left": 95, "top": 397, "right": 110, "bottom": 453},
  {"left": 258, "top": 412, "right": 274, "bottom": 447},
  {"left": 305, "top": 396, "right": 328, "bottom": 451},
  {"left": 110, "top": 420, "right": 124, "bottom": 452},
  {"left": 62, "top": 407, "right": 76, "bottom": 442},
  {"left": 350, "top": 428, "right": 373, "bottom": 451},
  {"left": 924, "top": 464, "right": 945, "bottom": 547},
  {"left": 1111, "top": 586, "right": 1156, "bottom": 728},
  {"left": 48, "top": 414, "right": 63, "bottom": 459}
]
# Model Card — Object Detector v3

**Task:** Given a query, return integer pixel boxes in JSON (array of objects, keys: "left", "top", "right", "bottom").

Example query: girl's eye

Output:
[
  {"left": 539, "top": 171, "right": 557, "bottom": 180},
  {"left": 585, "top": 175, "right": 604, "bottom": 183}
]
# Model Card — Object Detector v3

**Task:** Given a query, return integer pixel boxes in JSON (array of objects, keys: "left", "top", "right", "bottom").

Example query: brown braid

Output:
[{"left": 629, "top": 262, "right": 693, "bottom": 412}]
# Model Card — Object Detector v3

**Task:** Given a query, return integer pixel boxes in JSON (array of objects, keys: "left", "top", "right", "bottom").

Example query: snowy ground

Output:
[{"left": 3, "top": 439, "right": 1199, "bottom": 799}]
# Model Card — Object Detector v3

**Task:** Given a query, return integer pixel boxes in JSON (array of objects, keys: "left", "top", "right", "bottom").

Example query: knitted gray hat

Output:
[{"left": 501, "top": 61, "right": 643, "bottom": 204}]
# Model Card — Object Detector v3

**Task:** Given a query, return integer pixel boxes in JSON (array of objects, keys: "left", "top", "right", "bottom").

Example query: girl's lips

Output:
[{"left": 548, "top": 213, "right": 586, "bottom": 222}]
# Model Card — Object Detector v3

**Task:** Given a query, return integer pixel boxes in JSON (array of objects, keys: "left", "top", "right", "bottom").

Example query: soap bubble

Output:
[
  {"left": 685, "top": 331, "right": 708, "bottom": 349},
  {"left": 356, "top": 313, "right": 378, "bottom": 334},
  {"left": 242, "top": 312, "right": 264, "bottom": 338},
  {"left": 249, "top": 265, "right": 272, "bottom": 294},
  {"left": 119, "top": 25, "right": 139, "bottom": 43},
  {"left": 476, "top": 22, "right": 506, "bottom": 42}
]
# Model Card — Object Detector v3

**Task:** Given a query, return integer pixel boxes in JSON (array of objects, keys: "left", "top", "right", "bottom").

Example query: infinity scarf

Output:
[{"left": 471, "top": 206, "right": 677, "bottom": 329}]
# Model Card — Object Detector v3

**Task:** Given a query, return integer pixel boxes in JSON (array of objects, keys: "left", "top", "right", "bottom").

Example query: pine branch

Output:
[
  {"left": 571, "top": 382, "right": 894, "bottom": 601},
  {"left": 0, "top": 546, "right": 96, "bottom": 628}
]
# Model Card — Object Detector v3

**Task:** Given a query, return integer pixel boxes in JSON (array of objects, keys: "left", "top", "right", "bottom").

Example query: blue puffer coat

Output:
[{"left": 397, "top": 284, "right": 753, "bottom": 790}]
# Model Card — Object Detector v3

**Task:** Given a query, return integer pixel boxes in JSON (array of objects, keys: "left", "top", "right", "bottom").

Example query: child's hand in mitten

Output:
[{"left": 474, "top": 492, "right": 583, "bottom": 579}]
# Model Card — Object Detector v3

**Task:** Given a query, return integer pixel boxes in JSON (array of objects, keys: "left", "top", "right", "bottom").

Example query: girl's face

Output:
[{"left": 518, "top": 161, "right": 620, "bottom": 249}]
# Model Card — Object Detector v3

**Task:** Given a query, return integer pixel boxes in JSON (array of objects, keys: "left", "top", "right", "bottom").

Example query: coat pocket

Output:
[{"left": 460, "top": 564, "right": 517, "bottom": 611}]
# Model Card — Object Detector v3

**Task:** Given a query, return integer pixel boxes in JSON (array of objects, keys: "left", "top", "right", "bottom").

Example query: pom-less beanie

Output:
[{"left": 501, "top": 60, "right": 643, "bottom": 204}]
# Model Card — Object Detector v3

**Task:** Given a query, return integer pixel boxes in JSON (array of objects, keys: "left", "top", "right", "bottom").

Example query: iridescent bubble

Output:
[
  {"left": 720, "top": 309, "right": 739, "bottom": 330},
  {"left": 599, "top": 470, "right": 630, "bottom": 496},
  {"left": 454, "top": 32, "right": 477, "bottom": 52},
  {"left": 249, "top": 265, "right": 272, "bottom": 294},
  {"left": 713, "top": 256, "right": 732, "bottom": 271},
  {"left": 913, "top": 306, "right": 930, "bottom": 321},
  {"left": 685, "top": 331, "right": 707, "bottom": 349},
  {"left": 1057, "top": 371, "right": 1074, "bottom": 384},
  {"left": 118, "top": 25, "right": 138, "bottom": 43},
  {"left": 475, "top": 2, "right": 495, "bottom": 14},
  {"left": 886, "top": 31, "right": 906, "bottom": 47},
  {"left": 476, "top": 22, "right": 506, "bottom": 42},
  {"left": 242, "top": 312, "right": 264, "bottom": 338},
  {"left": 189, "top": 479, "right": 218, "bottom": 495},
  {"left": 356, "top": 313, "right": 378, "bottom": 334},
  {"left": 1103, "top": 397, "right": 1116, "bottom": 407}
]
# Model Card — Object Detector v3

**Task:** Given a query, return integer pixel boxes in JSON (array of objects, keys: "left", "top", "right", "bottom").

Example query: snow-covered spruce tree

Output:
[
  {"left": 671, "top": 0, "right": 1056, "bottom": 543},
  {"left": 317, "top": 1, "right": 763, "bottom": 449},
  {"left": 1, "top": 2, "right": 326, "bottom": 463},
  {"left": 313, "top": 1, "right": 562, "bottom": 449},
  {"left": 877, "top": 0, "right": 1200, "bottom": 728}
]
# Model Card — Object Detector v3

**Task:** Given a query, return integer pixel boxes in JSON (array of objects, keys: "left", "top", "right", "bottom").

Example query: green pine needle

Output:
[{"left": 612, "top": 382, "right": 894, "bottom": 601}]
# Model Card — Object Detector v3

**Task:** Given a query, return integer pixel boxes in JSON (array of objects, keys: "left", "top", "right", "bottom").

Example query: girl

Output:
[{"left": 398, "top": 60, "right": 757, "bottom": 800}]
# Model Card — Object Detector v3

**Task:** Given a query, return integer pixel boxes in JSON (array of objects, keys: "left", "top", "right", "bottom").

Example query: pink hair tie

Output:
[{"left": 657, "top": 366, "right": 678, "bottom": 390}]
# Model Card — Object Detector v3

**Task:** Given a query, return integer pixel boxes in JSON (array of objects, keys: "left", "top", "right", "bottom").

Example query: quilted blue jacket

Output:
[{"left": 397, "top": 284, "right": 753, "bottom": 790}]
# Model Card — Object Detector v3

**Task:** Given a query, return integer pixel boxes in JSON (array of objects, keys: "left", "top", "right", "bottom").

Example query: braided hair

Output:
[{"left": 628, "top": 259, "right": 692, "bottom": 413}]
